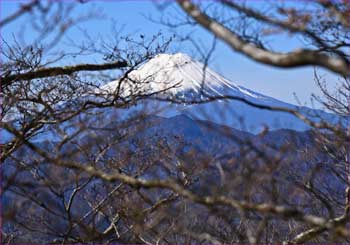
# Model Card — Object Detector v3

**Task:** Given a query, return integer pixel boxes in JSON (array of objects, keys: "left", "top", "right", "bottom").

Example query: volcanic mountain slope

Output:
[
  {"left": 101, "top": 53, "right": 338, "bottom": 133},
  {"left": 1, "top": 53, "right": 341, "bottom": 144}
]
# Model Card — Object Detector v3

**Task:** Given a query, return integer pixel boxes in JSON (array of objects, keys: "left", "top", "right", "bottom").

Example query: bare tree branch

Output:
[
  {"left": 4, "top": 122, "right": 348, "bottom": 233},
  {"left": 176, "top": 0, "right": 350, "bottom": 76},
  {"left": 0, "top": 0, "right": 39, "bottom": 27},
  {"left": 285, "top": 188, "right": 349, "bottom": 244},
  {"left": 1, "top": 60, "right": 128, "bottom": 88},
  {"left": 220, "top": 0, "right": 348, "bottom": 61}
]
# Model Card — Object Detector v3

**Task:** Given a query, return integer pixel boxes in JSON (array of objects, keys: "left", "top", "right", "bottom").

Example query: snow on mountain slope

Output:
[
  {"left": 100, "top": 53, "right": 342, "bottom": 133},
  {"left": 102, "top": 53, "right": 266, "bottom": 100},
  {"left": 1, "top": 53, "right": 340, "bottom": 145}
]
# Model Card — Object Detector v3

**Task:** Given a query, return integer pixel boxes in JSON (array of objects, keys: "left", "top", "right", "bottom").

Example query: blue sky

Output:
[{"left": 1, "top": 1, "right": 339, "bottom": 107}]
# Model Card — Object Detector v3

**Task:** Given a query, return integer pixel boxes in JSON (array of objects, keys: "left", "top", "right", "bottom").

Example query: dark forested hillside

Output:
[{"left": 2, "top": 114, "right": 346, "bottom": 243}]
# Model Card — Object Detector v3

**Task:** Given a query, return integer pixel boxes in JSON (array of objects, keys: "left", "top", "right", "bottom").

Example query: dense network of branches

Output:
[{"left": 1, "top": 1, "right": 349, "bottom": 244}]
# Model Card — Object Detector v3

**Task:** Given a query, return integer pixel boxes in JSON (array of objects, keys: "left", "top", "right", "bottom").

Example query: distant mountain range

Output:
[
  {"left": 101, "top": 53, "right": 341, "bottom": 133},
  {"left": 2, "top": 52, "right": 345, "bottom": 145}
]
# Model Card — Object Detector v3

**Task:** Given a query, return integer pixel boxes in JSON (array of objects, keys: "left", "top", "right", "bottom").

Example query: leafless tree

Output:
[
  {"left": 174, "top": 0, "right": 350, "bottom": 76},
  {"left": 1, "top": 1, "right": 350, "bottom": 244}
]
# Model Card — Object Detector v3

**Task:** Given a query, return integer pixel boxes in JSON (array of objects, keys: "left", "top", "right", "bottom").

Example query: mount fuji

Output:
[
  {"left": 101, "top": 53, "right": 337, "bottom": 133},
  {"left": 1, "top": 53, "right": 340, "bottom": 145}
]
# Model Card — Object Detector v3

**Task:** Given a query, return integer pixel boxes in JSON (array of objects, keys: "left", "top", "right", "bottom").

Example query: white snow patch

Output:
[{"left": 100, "top": 53, "right": 265, "bottom": 100}]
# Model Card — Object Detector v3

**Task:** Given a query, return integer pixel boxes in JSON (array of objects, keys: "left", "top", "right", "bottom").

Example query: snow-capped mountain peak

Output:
[
  {"left": 102, "top": 53, "right": 261, "bottom": 99},
  {"left": 99, "top": 52, "right": 338, "bottom": 133}
]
